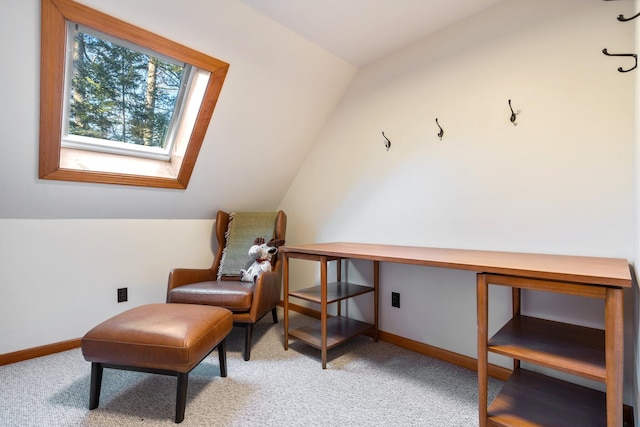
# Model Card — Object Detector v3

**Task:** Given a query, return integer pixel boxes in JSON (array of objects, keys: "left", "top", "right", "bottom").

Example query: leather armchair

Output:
[{"left": 167, "top": 210, "right": 287, "bottom": 361}]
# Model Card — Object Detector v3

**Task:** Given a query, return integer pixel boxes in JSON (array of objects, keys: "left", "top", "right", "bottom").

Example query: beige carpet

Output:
[{"left": 0, "top": 309, "right": 503, "bottom": 426}]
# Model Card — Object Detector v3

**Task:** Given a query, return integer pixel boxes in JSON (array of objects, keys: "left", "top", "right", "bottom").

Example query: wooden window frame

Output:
[{"left": 39, "top": 0, "right": 229, "bottom": 189}]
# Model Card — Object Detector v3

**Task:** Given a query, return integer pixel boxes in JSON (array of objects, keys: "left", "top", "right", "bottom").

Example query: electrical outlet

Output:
[
  {"left": 117, "top": 287, "right": 128, "bottom": 303},
  {"left": 391, "top": 292, "right": 400, "bottom": 308}
]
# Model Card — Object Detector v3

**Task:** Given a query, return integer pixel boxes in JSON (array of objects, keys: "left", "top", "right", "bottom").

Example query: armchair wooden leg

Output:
[
  {"left": 218, "top": 339, "right": 227, "bottom": 377},
  {"left": 243, "top": 324, "right": 253, "bottom": 361},
  {"left": 271, "top": 307, "right": 278, "bottom": 324}
]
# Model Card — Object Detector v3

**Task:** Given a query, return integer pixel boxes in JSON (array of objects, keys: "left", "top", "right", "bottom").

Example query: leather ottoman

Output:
[{"left": 81, "top": 303, "right": 233, "bottom": 423}]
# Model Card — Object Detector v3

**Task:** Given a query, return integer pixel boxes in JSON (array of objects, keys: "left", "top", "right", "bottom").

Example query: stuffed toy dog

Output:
[{"left": 240, "top": 237, "right": 285, "bottom": 283}]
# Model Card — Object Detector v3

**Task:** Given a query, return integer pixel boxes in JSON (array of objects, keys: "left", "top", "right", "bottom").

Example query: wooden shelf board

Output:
[
  {"left": 289, "top": 282, "right": 374, "bottom": 304},
  {"left": 488, "top": 315, "right": 606, "bottom": 382},
  {"left": 487, "top": 369, "right": 606, "bottom": 427},
  {"left": 288, "top": 316, "right": 373, "bottom": 350}
]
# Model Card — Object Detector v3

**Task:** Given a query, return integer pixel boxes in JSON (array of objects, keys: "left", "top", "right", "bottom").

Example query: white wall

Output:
[
  {"left": 0, "top": 219, "right": 215, "bottom": 354},
  {"left": 281, "top": 0, "right": 636, "bottom": 405}
]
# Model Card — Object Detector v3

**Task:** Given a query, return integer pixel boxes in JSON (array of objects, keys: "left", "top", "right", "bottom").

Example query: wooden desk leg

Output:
[
  {"left": 512, "top": 287, "right": 521, "bottom": 371},
  {"left": 373, "top": 260, "right": 379, "bottom": 342},
  {"left": 605, "top": 287, "right": 623, "bottom": 427},
  {"left": 477, "top": 273, "right": 488, "bottom": 427},
  {"left": 283, "top": 254, "right": 290, "bottom": 351},
  {"left": 336, "top": 259, "right": 342, "bottom": 317},
  {"left": 321, "top": 256, "right": 328, "bottom": 369}
]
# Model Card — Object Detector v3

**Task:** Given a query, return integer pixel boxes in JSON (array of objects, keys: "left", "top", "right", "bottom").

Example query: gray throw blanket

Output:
[{"left": 217, "top": 212, "right": 277, "bottom": 280}]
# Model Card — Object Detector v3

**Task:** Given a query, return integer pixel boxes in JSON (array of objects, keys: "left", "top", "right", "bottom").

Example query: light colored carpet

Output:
[{"left": 0, "top": 309, "right": 503, "bottom": 426}]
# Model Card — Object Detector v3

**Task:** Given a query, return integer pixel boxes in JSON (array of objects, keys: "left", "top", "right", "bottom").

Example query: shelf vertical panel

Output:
[
  {"left": 320, "top": 256, "right": 328, "bottom": 369},
  {"left": 373, "top": 260, "right": 379, "bottom": 341},
  {"left": 605, "top": 287, "right": 623, "bottom": 427},
  {"left": 283, "top": 253, "right": 290, "bottom": 351},
  {"left": 477, "top": 273, "right": 489, "bottom": 427}
]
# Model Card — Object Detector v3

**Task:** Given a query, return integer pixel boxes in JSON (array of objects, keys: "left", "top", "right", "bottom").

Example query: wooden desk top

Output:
[{"left": 281, "top": 242, "right": 631, "bottom": 288}]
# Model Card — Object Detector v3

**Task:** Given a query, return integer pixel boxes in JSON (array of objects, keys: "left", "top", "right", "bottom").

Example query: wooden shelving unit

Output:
[
  {"left": 288, "top": 314, "right": 374, "bottom": 350},
  {"left": 486, "top": 368, "right": 607, "bottom": 427},
  {"left": 488, "top": 315, "right": 606, "bottom": 381},
  {"left": 477, "top": 274, "right": 624, "bottom": 427},
  {"left": 289, "top": 282, "right": 375, "bottom": 304},
  {"left": 283, "top": 256, "right": 378, "bottom": 368}
]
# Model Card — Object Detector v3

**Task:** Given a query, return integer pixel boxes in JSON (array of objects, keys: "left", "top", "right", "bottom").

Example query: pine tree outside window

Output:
[{"left": 63, "top": 24, "right": 192, "bottom": 161}]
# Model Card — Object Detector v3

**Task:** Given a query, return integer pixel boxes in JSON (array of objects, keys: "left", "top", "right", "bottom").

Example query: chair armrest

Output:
[
  {"left": 167, "top": 268, "right": 216, "bottom": 292},
  {"left": 248, "top": 270, "right": 282, "bottom": 321}
]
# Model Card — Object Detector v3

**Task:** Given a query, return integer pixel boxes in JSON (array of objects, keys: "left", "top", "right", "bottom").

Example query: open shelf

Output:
[
  {"left": 488, "top": 315, "right": 606, "bottom": 382},
  {"left": 283, "top": 254, "right": 379, "bottom": 369},
  {"left": 288, "top": 281, "right": 374, "bottom": 304},
  {"left": 487, "top": 369, "right": 606, "bottom": 427},
  {"left": 288, "top": 315, "right": 374, "bottom": 350}
]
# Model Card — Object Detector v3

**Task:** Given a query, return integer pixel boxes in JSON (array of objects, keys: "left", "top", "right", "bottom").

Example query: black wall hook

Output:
[
  {"left": 508, "top": 99, "right": 517, "bottom": 124},
  {"left": 617, "top": 12, "right": 640, "bottom": 22},
  {"left": 436, "top": 118, "right": 444, "bottom": 140},
  {"left": 382, "top": 131, "right": 391, "bottom": 151},
  {"left": 602, "top": 48, "right": 637, "bottom": 72},
  {"left": 602, "top": 0, "right": 640, "bottom": 22}
]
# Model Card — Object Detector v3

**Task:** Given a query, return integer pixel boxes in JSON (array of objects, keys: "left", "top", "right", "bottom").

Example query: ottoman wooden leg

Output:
[
  {"left": 175, "top": 372, "right": 189, "bottom": 423},
  {"left": 89, "top": 362, "right": 103, "bottom": 409},
  {"left": 218, "top": 339, "right": 227, "bottom": 377}
]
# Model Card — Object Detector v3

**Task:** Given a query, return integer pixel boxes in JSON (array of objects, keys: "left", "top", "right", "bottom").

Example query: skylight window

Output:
[{"left": 39, "top": 0, "right": 229, "bottom": 189}]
